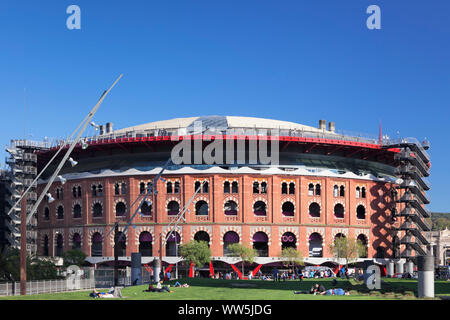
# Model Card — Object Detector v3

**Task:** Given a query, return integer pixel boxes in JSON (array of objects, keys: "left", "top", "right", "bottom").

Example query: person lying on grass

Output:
[
  {"left": 320, "top": 288, "right": 350, "bottom": 296},
  {"left": 89, "top": 289, "right": 115, "bottom": 298},
  {"left": 174, "top": 281, "right": 190, "bottom": 288},
  {"left": 294, "top": 283, "right": 326, "bottom": 294},
  {"left": 144, "top": 280, "right": 174, "bottom": 293}
]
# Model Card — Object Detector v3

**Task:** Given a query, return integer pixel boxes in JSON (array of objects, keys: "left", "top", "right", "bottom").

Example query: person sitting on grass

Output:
[
  {"left": 311, "top": 283, "right": 326, "bottom": 295},
  {"left": 156, "top": 280, "right": 174, "bottom": 293},
  {"left": 320, "top": 288, "right": 350, "bottom": 296},
  {"left": 143, "top": 283, "right": 157, "bottom": 292}
]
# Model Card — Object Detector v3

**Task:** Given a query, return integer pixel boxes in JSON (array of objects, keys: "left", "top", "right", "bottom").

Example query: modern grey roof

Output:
[{"left": 114, "top": 115, "right": 325, "bottom": 134}]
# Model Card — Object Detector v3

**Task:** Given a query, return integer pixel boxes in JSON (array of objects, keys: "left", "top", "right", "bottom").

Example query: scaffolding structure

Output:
[
  {"left": 2, "top": 139, "right": 50, "bottom": 255},
  {"left": 385, "top": 138, "right": 431, "bottom": 261}
]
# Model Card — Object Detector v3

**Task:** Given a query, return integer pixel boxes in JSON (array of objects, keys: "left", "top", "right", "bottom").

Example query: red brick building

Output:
[{"left": 35, "top": 116, "right": 403, "bottom": 268}]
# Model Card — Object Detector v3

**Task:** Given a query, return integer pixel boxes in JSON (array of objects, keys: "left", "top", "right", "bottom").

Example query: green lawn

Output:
[{"left": 1, "top": 278, "right": 449, "bottom": 300}]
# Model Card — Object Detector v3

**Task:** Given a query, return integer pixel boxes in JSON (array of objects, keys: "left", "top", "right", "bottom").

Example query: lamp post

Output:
[{"left": 20, "top": 196, "right": 27, "bottom": 295}]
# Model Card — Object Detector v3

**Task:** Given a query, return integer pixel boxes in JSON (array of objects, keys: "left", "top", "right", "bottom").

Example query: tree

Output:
[
  {"left": 329, "top": 236, "right": 364, "bottom": 270},
  {"left": 226, "top": 243, "right": 256, "bottom": 278},
  {"left": 179, "top": 240, "right": 211, "bottom": 269},
  {"left": 0, "top": 248, "right": 60, "bottom": 281},
  {"left": 280, "top": 247, "right": 303, "bottom": 269},
  {"left": 62, "top": 249, "right": 87, "bottom": 268}
]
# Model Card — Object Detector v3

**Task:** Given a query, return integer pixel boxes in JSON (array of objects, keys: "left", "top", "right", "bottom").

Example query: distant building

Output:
[
  {"left": 0, "top": 139, "right": 50, "bottom": 255},
  {"left": 425, "top": 228, "right": 450, "bottom": 266}
]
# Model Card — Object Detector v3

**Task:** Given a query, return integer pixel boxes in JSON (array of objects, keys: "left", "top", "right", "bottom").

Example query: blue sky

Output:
[{"left": 0, "top": 1, "right": 449, "bottom": 212}]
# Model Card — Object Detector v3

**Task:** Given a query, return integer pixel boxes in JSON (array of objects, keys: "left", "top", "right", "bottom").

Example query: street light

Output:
[
  {"left": 90, "top": 122, "right": 100, "bottom": 130},
  {"left": 68, "top": 157, "right": 78, "bottom": 167},
  {"left": 81, "top": 139, "right": 89, "bottom": 150},
  {"left": 46, "top": 193, "right": 55, "bottom": 203},
  {"left": 57, "top": 175, "right": 66, "bottom": 185}
]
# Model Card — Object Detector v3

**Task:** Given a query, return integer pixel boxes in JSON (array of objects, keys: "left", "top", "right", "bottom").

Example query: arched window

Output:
[
  {"left": 167, "top": 201, "right": 180, "bottom": 216},
  {"left": 73, "top": 204, "right": 82, "bottom": 218},
  {"left": 309, "top": 202, "right": 320, "bottom": 218},
  {"left": 194, "top": 181, "right": 201, "bottom": 192},
  {"left": 253, "top": 201, "right": 266, "bottom": 216},
  {"left": 121, "top": 183, "right": 126, "bottom": 195},
  {"left": 289, "top": 183, "right": 295, "bottom": 195},
  {"left": 93, "top": 203, "right": 102, "bottom": 217},
  {"left": 356, "top": 205, "right": 366, "bottom": 219},
  {"left": 224, "top": 181, "right": 230, "bottom": 194},
  {"left": 77, "top": 186, "right": 82, "bottom": 198},
  {"left": 357, "top": 234, "right": 368, "bottom": 258},
  {"left": 91, "top": 233, "right": 102, "bottom": 257},
  {"left": 72, "top": 187, "right": 77, "bottom": 198},
  {"left": 282, "top": 202, "right": 295, "bottom": 217},
  {"left": 231, "top": 181, "right": 238, "bottom": 193},
  {"left": 44, "top": 207, "right": 50, "bottom": 220},
  {"left": 140, "top": 182, "right": 146, "bottom": 194},
  {"left": 195, "top": 201, "right": 208, "bottom": 216},
  {"left": 166, "top": 232, "right": 180, "bottom": 257},
  {"left": 392, "top": 235, "right": 400, "bottom": 259},
  {"left": 253, "top": 232, "right": 269, "bottom": 257},
  {"left": 114, "top": 232, "right": 126, "bottom": 257},
  {"left": 261, "top": 182, "right": 267, "bottom": 194},
  {"left": 315, "top": 184, "right": 321, "bottom": 196},
  {"left": 361, "top": 187, "right": 366, "bottom": 198},
  {"left": 355, "top": 187, "right": 360, "bottom": 198},
  {"left": 114, "top": 183, "right": 120, "bottom": 195},
  {"left": 194, "top": 231, "right": 210, "bottom": 247},
  {"left": 56, "top": 189, "right": 60, "bottom": 200},
  {"left": 115, "top": 202, "right": 126, "bottom": 217},
  {"left": 309, "top": 233, "right": 323, "bottom": 257},
  {"left": 333, "top": 185, "right": 339, "bottom": 197},
  {"left": 43, "top": 235, "right": 49, "bottom": 256},
  {"left": 166, "top": 182, "right": 173, "bottom": 194},
  {"left": 92, "top": 185, "right": 97, "bottom": 197},
  {"left": 202, "top": 181, "right": 209, "bottom": 193},
  {"left": 139, "top": 232, "right": 153, "bottom": 257},
  {"left": 253, "top": 182, "right": 259, "bottom": 194},
  {"left": 339, "top": 185, "right": 345, "bottom": 197},
  {"left": 141, "top": 201, "right": 152, "bottom": 216},
  {"left": 334, "top": 233, "right": 346, "bottom": 243},
  {"left": 224, "top": 200, "right": 238, "bottom": 216},
  {"left": 308, "top": 183, "right": 314, "bottom": 196},
  {"left": 55, "top": 234, "right": 63, "bottom": 257},
  {"left": 223, "top": 231, "right": 239, "bottom": 256},
  {"left": 281, "top": 183, "right": 288, "bottom": 194},
  {"left": 281, "top": 232, "right": 297, "bottom": 250},
  {"left": 334, "top": 203, "right": 345, "bottom": 219},
  {"left": 376, "top": 246, "right": 385, "bottom": 259},
  {"left": 97, "top": 185, "right": 103, "bottom": 196},
  {"left": 57, "top": 206, "right": 64, "bottom": 220},
  {"left": 72, "top": 233, "right": 81, "bottom": 250},
  {"left": 174, "top": 182, "right": 180, "bottom": 193}
]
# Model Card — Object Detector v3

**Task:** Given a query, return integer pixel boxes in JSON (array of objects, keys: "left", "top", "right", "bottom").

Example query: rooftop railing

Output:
[{"left": 47, "top": 126, "right": 382, "bottom": 149}]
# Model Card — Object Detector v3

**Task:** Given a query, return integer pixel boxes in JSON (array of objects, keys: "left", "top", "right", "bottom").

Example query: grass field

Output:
[{"left": 1, "top": 278, "right": 449, "bottom": 300}]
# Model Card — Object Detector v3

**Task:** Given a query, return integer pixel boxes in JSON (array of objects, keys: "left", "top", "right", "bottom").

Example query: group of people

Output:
[
  {"left": 90, "top": 287, "right": 122, "bottom": 298},
  {"left": 293, "top": 283, "right": 350, "bottom": 296},
  {"left": 144, "top": 279, "right": 190, "bottom": 293}
]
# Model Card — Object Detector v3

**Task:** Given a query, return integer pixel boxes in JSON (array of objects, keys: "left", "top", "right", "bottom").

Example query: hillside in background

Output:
[{"left": 430, "top": 212, "right": 450, "bottom": 231}]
